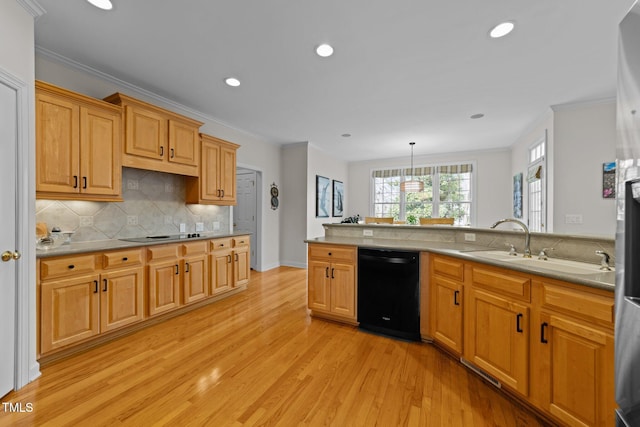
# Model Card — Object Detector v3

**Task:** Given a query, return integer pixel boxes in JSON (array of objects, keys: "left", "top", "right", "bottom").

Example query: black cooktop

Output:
[{"left": 119, "top": 234, "right": 202, "bottom": 243}]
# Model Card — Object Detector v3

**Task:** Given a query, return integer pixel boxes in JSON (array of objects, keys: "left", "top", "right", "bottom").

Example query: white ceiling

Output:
[{"left": 34, "top": 0, "right": 635, "bottom": 162}]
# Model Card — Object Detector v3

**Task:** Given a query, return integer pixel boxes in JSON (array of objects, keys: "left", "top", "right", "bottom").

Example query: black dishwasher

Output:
[{"left": 358, "top": 248, "right": 420, "bottom": 341}]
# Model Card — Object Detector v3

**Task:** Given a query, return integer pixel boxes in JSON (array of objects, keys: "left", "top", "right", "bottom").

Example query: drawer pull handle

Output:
[
  {"left": 103, "top": 279, "right": 108, "bottom": 292},
  {"left": 122, "top": 257, "right": 128, "bottom": 261},
  {"left": 235, "top": 253, "right": 238, "bottom": 261},
  {"left": 541, "top": 322, "right": 548, "bottom": 344},
  {"left": 73, "top": 175, "right": 78, "bottom": 189},
  {"left": 331, "top": 268, "right": 335, "bottom": 279},
  {"left": 175, "top": 264, "right": 179, "bottom": 275},
  {"left": 185, "top": 262, "right": 190, "bottom": 273},
  {"left": 221, "top": 189, "right": 224, "bottom": 197},
  {"left": 83, "top": 176, "right": 87, "bottom": 189},
  {"left": 160, "top": 146, "right": 164, "bottom": 156},
  {"left": 453, "top": 290, "right": 460, "bottom": 306},
  {"left": 170, "top": 148, "right": 175, "bottom": 158},
  {"left": 94, "top": 280, "right": 99, "bottom": 294},
  {"left": 227, "top": 255, "right": 232, "bottom": 263},
  {"left": 68, "top": 265, "right": 75, "bottom": 269},
  {"left": 325, "top": 267, "right": 329, "bottom": 278},
  {"left": 220, "top": 243, "right": 224, "bottom": 247},
  {"left": 516, "top": 313, "right": 523, "bottom": 333}
]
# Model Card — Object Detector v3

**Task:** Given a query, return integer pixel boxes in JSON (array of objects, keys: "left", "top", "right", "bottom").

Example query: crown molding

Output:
[
  {"left": 16, "top": 0, "right": 46, "bottom": 19},
  {"left": 35, "top": 46, "right": 278, "bottom": 145},
  {"left": 550, "top": 96, "right": 616, "bottom": 112}
]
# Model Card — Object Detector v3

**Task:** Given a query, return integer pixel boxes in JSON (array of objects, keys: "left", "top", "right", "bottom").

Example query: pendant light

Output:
[{"left": 400, "top": 142, "right": 424, "bottom": 193}]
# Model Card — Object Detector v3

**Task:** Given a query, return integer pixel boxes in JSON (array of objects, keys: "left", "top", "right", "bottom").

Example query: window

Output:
[
  {"left": 527, "top": 137, "right": 546, "bottom": 232},
  {"left": 372, "top": 164, "right": 473, "bottom": 225}
]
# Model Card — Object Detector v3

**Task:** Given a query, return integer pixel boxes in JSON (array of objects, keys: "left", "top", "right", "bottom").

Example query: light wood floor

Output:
[{"left": 1, "top": 267, "right": 552, "bottom": 426}]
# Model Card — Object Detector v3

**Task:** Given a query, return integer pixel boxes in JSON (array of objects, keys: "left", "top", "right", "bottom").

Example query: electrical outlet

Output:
[
  {"left": 79, "top": 216, "right": 93, "bottom": 227},
  {"left": 565, "top": 214, "right": 583, "bottom": 224},
  {"left": 464, "top": 233, "right": 476, "bottom": 242},
  {"left": 195, "top": 222, "right": 204, "bottom": 232},
  {"left": 179, "top": 223, "right": 186, "bottom": 233},
  {"left": 363, "top": 229, "right": 373, "bottom": 237},
  {"left": 127, "top": 179, "right": 139, "bottom": 190},
  {"left": 127, "top": 215, "right": 138, "bottom": 226}
]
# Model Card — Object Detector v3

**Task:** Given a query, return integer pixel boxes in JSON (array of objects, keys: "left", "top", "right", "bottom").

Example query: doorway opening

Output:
[{"left": 234, "top": 168, "right": 261, "bottom": 270}]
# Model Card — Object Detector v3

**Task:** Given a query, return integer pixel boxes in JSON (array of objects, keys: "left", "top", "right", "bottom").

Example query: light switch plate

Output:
[
  {"left": 464, "top": 233, "right": 476, "bottom": 242},
  {"left": 179, "top": 223, "right": 186, "bottom": 233},
  {"left": 363, "top": 229, "right": 373, "bottom": 237},
  {"left": 195, "top": 222, "right": 204, "bottom": 232}
]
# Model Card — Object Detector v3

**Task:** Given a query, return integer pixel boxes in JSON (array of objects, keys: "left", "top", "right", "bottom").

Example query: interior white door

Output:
[
  {"left": 0, "top": 81, "right": 17, "bottom": 397},
  {"left": 234, "top": 172, "right": 257, "bottom": 269}
]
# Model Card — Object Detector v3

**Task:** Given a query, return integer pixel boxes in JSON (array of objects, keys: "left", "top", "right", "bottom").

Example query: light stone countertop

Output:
[
  {"left": 305, "top": 236, "right": 615, "bottom": 292},
  {"left": 36, "top": 232, "right": 252, "bottom": 259}
]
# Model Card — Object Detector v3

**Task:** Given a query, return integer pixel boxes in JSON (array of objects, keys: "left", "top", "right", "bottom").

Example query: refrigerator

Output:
[{"left": 616, "top": 1, "right": 640, "bottom": 425}]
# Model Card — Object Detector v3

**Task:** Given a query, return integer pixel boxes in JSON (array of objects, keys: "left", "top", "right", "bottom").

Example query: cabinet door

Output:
[
  {"left": 465, "top": 288, "right": 529, "bottom": 395},
  {"left": 210, "top": 249, "right": 233, "bottom": 295},
  {"left": 36, "top": 92, "right": 80, "bottom": 194},
  {"left": 219, "top": 143, "right": 237, "bottom": 203},
  {"left": 234, "top": 246, "right": 250, "bottom": 288},
  {"left": 100, "top": 267, "right": 144, "bottom": 332},
  {"left": 183, "top": 254, "right": 208, "bottom": 304},
  {"left": 40, "top": 274, "right": 100, "bottom": 353},
  {"left": 308, "top": 260, "right": 331, "bottom": 313},
  {"left": 80, "top": 106, "right": 121, "bottom": 196},
  {"left": 200, "top": 139, "right": 221, "bottom": 201},
  {"left": 168, "top": 119, "right": 199, "bottom": 166},
  {"left": 124, "top": 105, "right": 167, "bottom": 161},
  {"left": 430, "top": 275, "right": 463, "bottom": 355},
  {"left": 330, "top": 262, "right": 356, "bottom": 319},
  {"left": 539, "top": 312, "right": 615, "bottom": 427},
  {"left": 147, "top": 259, "right": 181, "bottom": 316}
]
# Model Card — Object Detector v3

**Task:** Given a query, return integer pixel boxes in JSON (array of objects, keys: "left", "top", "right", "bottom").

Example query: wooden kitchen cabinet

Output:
[
  {"left": 147, "top": 244, "right": 182, "bottom": 316},
  {"left": 40, "top": 249, "right": 144, "bottom": 354},
  {"left": 104, "top": 92, "right": 203, "bottom": 177},
  {"left": 531, "top": 279, "right": 615, "bottom": 427},
  {"left": 182, "top": 241, "right": 209, "bottom": 304},
  {"left": 36, "top": 81, "right": 122, "bottom": 201},
  {"left": 209, "top": 236, "right": 251, "bottom": 296},
  {"left": 185, "top": 134, "right": 239, "bottom": 205},
  {"left": 307, "top": 244, "right": 356, "bottom": 323},
  {"left": 427, "top": 254, "right": 464, "bottom": 355}
]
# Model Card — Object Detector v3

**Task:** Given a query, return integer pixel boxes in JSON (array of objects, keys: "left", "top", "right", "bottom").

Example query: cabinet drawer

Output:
[
  {"left": 182, "top": 240, "right": 207, "bottom": 256},
  {"left": 233, "top": 236, "right": 250, "bottom": 247},
  {"left": 541, "top": 282, "right": 614, "bottom": 326},
  {"left": 432, "top": 256, "right": 464, "bottom": 281},
  {"left": 210, "top": 238, "right": 232, "bottom": 251},
  {"left": 471, "top": 264, "right": 531, "bottom": 301},
  {"left": 147, "top": 244, "right": 180, "bottom": 261},
  {"left": 102, "top": 249, "right": 142, "bottom": 269},
  {"left": 40, "top": 255, "right": 97, "bottom": 280},
  {"left": 308, "top": 244, "right": 356, "bottom": 263}
]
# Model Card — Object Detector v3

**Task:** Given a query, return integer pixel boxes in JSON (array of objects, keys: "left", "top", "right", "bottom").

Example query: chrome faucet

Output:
[
  {"left": 490, "top": 218, "right": 532, "bottom": 258},
  {"left": 595, "top": 250, "right": 612, "bottom": 271}
]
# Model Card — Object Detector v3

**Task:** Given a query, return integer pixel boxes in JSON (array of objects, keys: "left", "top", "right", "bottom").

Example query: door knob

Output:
[{"left": 1, "top": 251, "right": 21, "bottom": 262}]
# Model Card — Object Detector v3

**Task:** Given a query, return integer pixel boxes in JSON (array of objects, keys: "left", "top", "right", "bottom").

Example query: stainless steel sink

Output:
[{"left": 465, "top": 250, "right": 613, "bottom": 275}]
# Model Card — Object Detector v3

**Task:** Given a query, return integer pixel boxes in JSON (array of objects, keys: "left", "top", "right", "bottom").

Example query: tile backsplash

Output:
[{"left": 36, "top": 168, "right": 231, "bottom": 242}]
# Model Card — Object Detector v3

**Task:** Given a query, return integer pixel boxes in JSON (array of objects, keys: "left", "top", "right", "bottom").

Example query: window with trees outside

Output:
[{"left": 372, "top": 163, "right": 473, "bottom": 225}]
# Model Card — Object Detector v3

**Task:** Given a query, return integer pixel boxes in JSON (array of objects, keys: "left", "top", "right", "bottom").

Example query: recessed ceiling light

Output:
[
  {"left": 86, "top": 0, "right": 113, "bottom": 10},
  {"left": 470, "top": 113, "right": 485, "bottom": 119},
  {"left": 489, "top": 21, "right": 515, "bottom": 38},
  {"left": 225, "top": 77, "right": 241, "bottom": 87},
  {"left": 341, "top": 133, "right": 351, "bottom": 138},
  {"left": 316, "top": 44, "right": 334, "bottom": 58}
]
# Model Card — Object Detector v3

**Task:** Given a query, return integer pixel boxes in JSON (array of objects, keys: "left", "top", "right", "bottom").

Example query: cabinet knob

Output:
[
  {"left": 122, "top": 257, "right": 128, "bottom": 261},
  {"left": 328, "top": 252, "right": 332, "bottom": 256},
  {"left": 68, "top": 265, "right": 75, "bottom": 269}
]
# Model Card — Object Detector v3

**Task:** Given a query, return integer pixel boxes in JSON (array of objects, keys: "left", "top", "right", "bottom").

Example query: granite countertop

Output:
[
  {"left": 36, "top": 232, "right": 252, "bottom": 259},
  {"left": 305, "top": 236, "right": 615, "bottom": 292}
]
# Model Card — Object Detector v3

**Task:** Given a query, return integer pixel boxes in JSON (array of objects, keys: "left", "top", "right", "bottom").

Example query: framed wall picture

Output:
[
  {"left": 316, "top": 175, "right": 331, "bottom": 218},
  {"left": 603, "top": 161, "right": 616, "bottom": 199},
  {"left": 513, "top": 172, "right": 523, "bottom": 218},
  {"left": 332, "top": 180, "right": 344, "bottom": 217}
]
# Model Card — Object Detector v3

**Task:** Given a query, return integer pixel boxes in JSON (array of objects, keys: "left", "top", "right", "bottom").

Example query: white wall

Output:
[
  {"left": 552, "top": 101, "right": 617, "bottom": 237},
  {"left": 35, "top": 54, "right": 283, "bottom": 271},
  {"left": 280, "top": 143, "right": 308, "bottom": 267},
  {"left": 307, "top": 143, "right": 348, "bottom": 238},
  {"left": 348, "top": 149, "right": 512, "bottom": 227}
]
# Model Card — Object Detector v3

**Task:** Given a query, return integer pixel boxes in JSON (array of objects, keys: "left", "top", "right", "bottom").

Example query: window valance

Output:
[{"left": 372, "top": 163, "right": 473, "bottom": 178}]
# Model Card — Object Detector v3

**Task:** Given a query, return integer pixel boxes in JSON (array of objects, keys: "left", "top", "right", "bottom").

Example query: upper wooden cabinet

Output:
[
  {"left": 185, "top": 134, "right": 239, "bottom": 205},
  {"left": 104, "top": 93, "right": 203, "bottom": 177},
  {"left": 36, "top": 81, "right": 122, "bottom": 201}
]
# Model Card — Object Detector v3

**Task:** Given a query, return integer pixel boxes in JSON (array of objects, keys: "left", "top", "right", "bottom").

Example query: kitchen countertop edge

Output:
[
  {"left": 305, "top": 236, "right": 614, "bottom": 292},
  {"left": 36, "top": 232, "right": 252, "bottom": 259}
]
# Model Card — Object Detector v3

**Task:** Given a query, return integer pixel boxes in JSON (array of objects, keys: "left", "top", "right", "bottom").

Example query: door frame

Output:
[
  {"left": 0, "top": 67, "right": 40, "bottom": 390},
  {"left": 236, "top": 165, "right": 262, "bottom": 271}
]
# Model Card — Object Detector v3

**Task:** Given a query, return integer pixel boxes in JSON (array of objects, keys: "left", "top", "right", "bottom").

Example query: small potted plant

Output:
[{"left": 406, "top": 214, "right": 418, "bottom": 225}]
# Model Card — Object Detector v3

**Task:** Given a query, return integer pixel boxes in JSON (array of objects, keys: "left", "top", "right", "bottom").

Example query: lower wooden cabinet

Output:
[
  {"left": 100, "top": 267, "right": 145, "bottom": 332},
  {"left": 209, "top": 236, "right": 251, "bottom": 296},
  {"left": 307, "top": 244, "right": 356, "bottom": 322},
  {"left": 147, "top": 257, "right": 182, "bottom": 316},
  {"left": 182, "top": 241, "right": 209, "bottom": 304}
]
